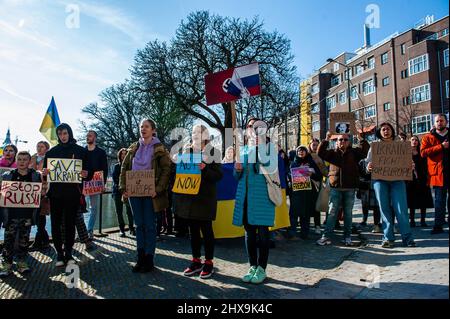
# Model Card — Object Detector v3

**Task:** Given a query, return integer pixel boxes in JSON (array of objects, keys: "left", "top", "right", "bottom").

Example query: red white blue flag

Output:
[{"left": 205, "top": 63, "right": 261, "bottom": 106}]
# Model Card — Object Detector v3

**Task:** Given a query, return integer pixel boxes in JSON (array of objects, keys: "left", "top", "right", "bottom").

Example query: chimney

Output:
[{"left": 364, "top": 24, "right": 371, "bottom": 48}]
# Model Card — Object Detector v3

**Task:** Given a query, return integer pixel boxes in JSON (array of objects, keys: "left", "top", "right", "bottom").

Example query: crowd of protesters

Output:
[{"left": 0, "top": 114, "right": 448, "bottom": 284}]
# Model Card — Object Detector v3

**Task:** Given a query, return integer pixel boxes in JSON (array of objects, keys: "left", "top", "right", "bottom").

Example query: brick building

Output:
[{"left": 309, "top": 15, "right": 449, "bottom": 141}]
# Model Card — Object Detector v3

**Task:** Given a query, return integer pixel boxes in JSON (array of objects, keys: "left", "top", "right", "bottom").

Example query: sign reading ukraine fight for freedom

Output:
[
  {"left": 172, "top": 153, "right": 202, "bottom": 195},
  {"left": 83, "top": 171, "right": 104, "bottom": 196},
  {"left": 47, "top": 158, "right": 83, "bottom": 183},
  {"left": 205, "top": 63, "right": 261, "bottom": 106},
  {"left": 1, "top": 181, "right": 42, "bottom": 208},
  {"left": 291, "top": 167, "right": 312, "bottom": 191}
]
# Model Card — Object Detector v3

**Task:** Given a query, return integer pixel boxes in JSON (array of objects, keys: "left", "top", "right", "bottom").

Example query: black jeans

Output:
[
  {"left": 362, "top": 207, "right": 381, "bottom": 225},
  {"left": 50, "top": 195, "right": 79, "bottom": 258},
  {"left": 188, "top": 220, "right": 215, "bottom": 260},
  {"left": 113, "top": 195, "right": 134, "bottom": 233},
  {"left": 243, "top": 197, "right": 270, "bottom": 269},
  {"left": 34, "top": 214, "right": 50, "bottom": 246}
]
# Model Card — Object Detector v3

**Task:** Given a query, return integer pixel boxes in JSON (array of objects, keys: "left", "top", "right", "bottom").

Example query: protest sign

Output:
[
  {"left": 371, "top": 141, "right": 412, "bottom": 181},
  {"left": 126, "top": 170, "right": 155, "bottom": 197},
  {"left": 83, "top": 171, "right": 104, "bottom": 196},
  {"left": 330, "top": 112, "right": 356, "bottom": 135},
  {"left": 291, "top": 166, "right": 312, "bottom": 191},
  {"left": 47, "top": 158, "right": 82, "bottom": 183},
  {"left": 172, "top": 153, "right": 202, "bottom": 195},
  {"left": 0, "top": 167, "right": 13, "bottom": 182},
  {"left": 0, "top": 181, "right": 42, "bottom": 208}
]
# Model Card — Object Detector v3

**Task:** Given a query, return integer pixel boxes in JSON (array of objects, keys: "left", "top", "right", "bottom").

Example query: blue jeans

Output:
[
  {"left": 324, "top": 189, "right": 355, "bottom": 238},
  {"left": 434, "top": 186, "right": 449, "bottom": 228},
  {"left": 87, "top": 194, "right": 101, "bottom": 234},
  {"left": 129, "top": 197, "right": 157, "bottom": 255},
  {"left": 373, "top": 180, "right": 413, "bottom": 243}
]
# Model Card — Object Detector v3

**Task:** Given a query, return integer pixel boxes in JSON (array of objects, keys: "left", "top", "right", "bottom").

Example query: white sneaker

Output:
[
  {"left": 342, "top": 237, "right": 352, "bottom": 246},
  {"left": 66, "top": 259, "right": 77, "bottom": 266},
  {"left": 316, "top": 237, "right": 332, "bottom": 246},
  {"left": 55, "top": 260, "right": 65, "bottom": 267},
  {"left": 315, "top": 226, "right": 322, "bottom": 235}
]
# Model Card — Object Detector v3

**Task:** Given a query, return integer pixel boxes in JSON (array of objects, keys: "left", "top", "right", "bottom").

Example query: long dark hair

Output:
[
  {"left": 376, "top": 122, "right": 396, "bottom": 141},
  {"left": 411, "top": 135, "right": 421, "bottom": 154}
]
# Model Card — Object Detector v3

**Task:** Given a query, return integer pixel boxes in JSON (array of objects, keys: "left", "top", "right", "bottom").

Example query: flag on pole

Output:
[
  {"left": 205, "top": 63, "right": 261, "bottom": 106},
  {"left": 39, "top": 96, "right": 61, "bottom": 146}
]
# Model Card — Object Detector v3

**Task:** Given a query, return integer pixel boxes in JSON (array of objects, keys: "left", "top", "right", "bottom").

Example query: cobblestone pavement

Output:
[{"left": 0, "top": 208, "right": 448, "bottom": 299}]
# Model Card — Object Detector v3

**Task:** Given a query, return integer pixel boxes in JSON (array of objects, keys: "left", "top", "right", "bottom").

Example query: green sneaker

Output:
[
  {"left": 242, "top": 266, "right": 257, "bottom": 283},
  {"left": 250, "top": 266, "right": 267, "bottom": 284},
  {"left": 17, "top": 261, "right": 31, "bottom": 274},
  {"left": 0, "top": 262, "right": 13, "bottom": 278}
]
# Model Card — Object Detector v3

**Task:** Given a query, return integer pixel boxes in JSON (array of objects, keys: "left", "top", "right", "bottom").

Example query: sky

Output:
[{"left": 0, "top": 0, "right": 448, "bottom": 153}]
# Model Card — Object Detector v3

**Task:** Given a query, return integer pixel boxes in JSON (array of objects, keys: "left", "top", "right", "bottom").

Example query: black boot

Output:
[
  {"left": 132, "top": 249, "right": 145, "bottom": 273},
  {"left": 141, "top": 254, "right": 154, "bottom": 273}
]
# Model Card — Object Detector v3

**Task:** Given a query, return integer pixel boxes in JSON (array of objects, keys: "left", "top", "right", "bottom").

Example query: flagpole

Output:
[{"left": 231, "top": 101, "right": 240, "bottom": 162}]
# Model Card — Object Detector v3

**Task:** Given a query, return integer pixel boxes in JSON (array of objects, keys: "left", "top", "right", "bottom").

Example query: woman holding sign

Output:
[
  {"left": 119, "top": 119, "right": 171, "bottom": 273},
  {"left": 233, "top": 118, "right": 278, "bottom": 285},
  {"left": 287, "top": 146, "right": 322, "bottom": 240},
  {"left": 174, "top": 125, "right": 223, "bottom": 279},
  {"left": 366, "top": 123, "right": 416, "bottom": 248}
]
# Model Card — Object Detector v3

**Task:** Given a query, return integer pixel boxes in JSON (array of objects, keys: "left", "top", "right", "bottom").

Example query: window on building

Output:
[
  {"left": 331, "top": 75, "right": 341, "bottom": 87},
  {"left": 326, "top": 96, "right": 336, "bottom": 110},
  {"left": 411, "top": 114, "right": 432, "bottom": 134},
  {"left": 311, "top": 83, "right": 319, "bottom": 95},
  {"left": 426, "top": 33, "right": 438, "bottom": 41},
  {"left": 364, "top": 105, "right": 376, "bottom": 119},
  {"left": 446, "top": 80, "right": 449, "bottom": 99},
  {"left": 339, "top": 91, "right": 347, "bottom": 104},
  {"left": 383, "top": 102, "right": 391, "bottom": 111},
  {"left": 311, "top": 103, "right": 320, "bottom": 114},
  {"left": 401, "top": 69, "right": 409, "bottom": 79},
  {"left": 401, "top": 43, "right": 406, "bottom": 55},
  {"left": 333, "top": 63, "right": 339, "bottom": 72},
  {"left": 444, "top": 49, "right": 449, "bottom": 68},
  {"left": 408, "top": 54, "right": 429, "bottom": 76},
  {"left": 402, "top": 96, "right": 410, "bottom": 106},
  {"left": 354, "top": 65, "right": 364, "bottom": 76},
  {"left": 351, "top": 86, "right": 358, "bottom": 100},
  {"left": 312, "top": 121, "right": 320, "bottom": 132},
  {"left": 410, "top": 83, "right": 431, "bottom": 104},
  {"left": 363, "top": 79, "right": 375, "bottom": 95},
  {"left": 381, "top": 52, "right": 389, "bottom": 64},
  {"left": 344, "top": 69, "right": 352, "bottom": 80},
  {"left": 368, "top": 56, "right": 375, "bottom": 69},
  {"left": 382, "top": 77, "right": 390, "bottom": 86},
  {"left": 442, "top": 28, "right": 449, "bottom": 37},
  {"left": 354, "top": 109, "right": 363, "bottom": 121}
]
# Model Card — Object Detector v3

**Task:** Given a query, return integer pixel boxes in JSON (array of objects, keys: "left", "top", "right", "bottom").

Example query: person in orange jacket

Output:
[{"left": 420, "top": 114, "right": 449, "bottom": 235}]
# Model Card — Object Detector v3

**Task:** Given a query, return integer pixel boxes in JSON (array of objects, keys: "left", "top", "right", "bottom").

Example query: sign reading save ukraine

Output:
[{"left": 172, "top": 153, "right": 202, "bottom": 195}]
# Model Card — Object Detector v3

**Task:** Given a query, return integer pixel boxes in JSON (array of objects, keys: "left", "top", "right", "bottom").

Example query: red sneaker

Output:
[
  {"left": 200, "top": 261, "right": 214, "bottom": 279},
  {"left": 183, "top": 259, "right": 203, "bottom": 276}
]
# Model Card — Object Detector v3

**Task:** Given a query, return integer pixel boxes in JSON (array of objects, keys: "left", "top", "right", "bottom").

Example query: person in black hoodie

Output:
[{"left": 43, "top": 123, "right": 89, "bottom": 267}]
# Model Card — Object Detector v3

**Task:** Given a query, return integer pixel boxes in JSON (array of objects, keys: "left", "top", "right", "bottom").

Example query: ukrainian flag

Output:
[{"left": 39, "top": 97, "right": 61, "bottom": 146}]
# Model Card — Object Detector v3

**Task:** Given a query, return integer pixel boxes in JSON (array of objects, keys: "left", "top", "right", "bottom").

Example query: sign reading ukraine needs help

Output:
[
  {"left": 0, "top": 181, "right": 42, "bottom": 208},
  {"left": 172, "top": 153, "right": 202, "bottom": 195},
  {"left": 83, "top": 171, "right": 104, "bottom": 196},
  {"left": 126, "top": 170, "right": 155, "bottom": 197},
  {"left": 291, "top": 166, "right": 312, "bottom": 191},
  {"left": 205, "top": 63, "right": 261, "bottom": 106},
  {"left": 47, "top": 158, "right": 83, "bottom": 183}
]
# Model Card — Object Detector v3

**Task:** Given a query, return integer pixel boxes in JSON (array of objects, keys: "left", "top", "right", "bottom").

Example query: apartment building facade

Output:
[{"left": 309, "top": 15, "right": 449, "bottom": 141}]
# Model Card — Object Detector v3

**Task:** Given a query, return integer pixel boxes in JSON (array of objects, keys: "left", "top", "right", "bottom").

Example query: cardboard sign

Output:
[
  {"left": 83, "top": 171, "right": 104, "bottom": 196},
  {"left": 0, "top": 181, "right": 42, "bottom": 208},
  {"left": 172, "top": 154, "right": 202, "bottom": 195},
  {"left": 371, "top": 141, "right": 412, "bottom": 181},
  {"left": 291, "top": 166, "right": 312, "bottom": 191},
  {"left": 126, "top": 170, "right": 155, "bottom": 197},
  {"left": 47, "top": 158, "right": 83, "bottom": 184},
  {"left": 330, "top": 112, "right": 356, "bottom": 135},
  {"left": 0, "top": 167, "right": 13, "bottom": 182}
]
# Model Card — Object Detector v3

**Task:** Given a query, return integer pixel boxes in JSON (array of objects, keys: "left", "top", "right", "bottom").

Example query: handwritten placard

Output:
[
  {"left": 47, "top": 158, "right": 83, "bottom": 184},
  {"left": 172, "top": 154, "right": 202, "bottom": 195},
  {"left": 126, "top": 170, "right": 155, "bottom": 197},
  {"left": 291, "top": 167, "right": 312, "bottom": 191},
  {"left": 330, "top": 112, "right": 356, "bottom": 135},
  {"left": 83, "top": 171, "right": 104, "bottom": 196},
  {"left": 0, "top": 167, "right": 13, "bottom": 182},
  {"left": 371, "top": 141, "right": 412, "bottom": 181},
  {"left": 1, "top": 181, "right": 42, "bottom": 208}
]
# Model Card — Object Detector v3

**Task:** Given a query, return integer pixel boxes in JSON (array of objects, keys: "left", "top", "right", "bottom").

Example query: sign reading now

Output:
[{"left": 172, "top": 153, "right": 202, "bottom": 195}]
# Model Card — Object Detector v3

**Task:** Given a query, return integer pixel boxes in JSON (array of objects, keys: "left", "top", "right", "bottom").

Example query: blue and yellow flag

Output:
[{"left": 39, "top": 97, "right": 61, "bottom": 146}]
